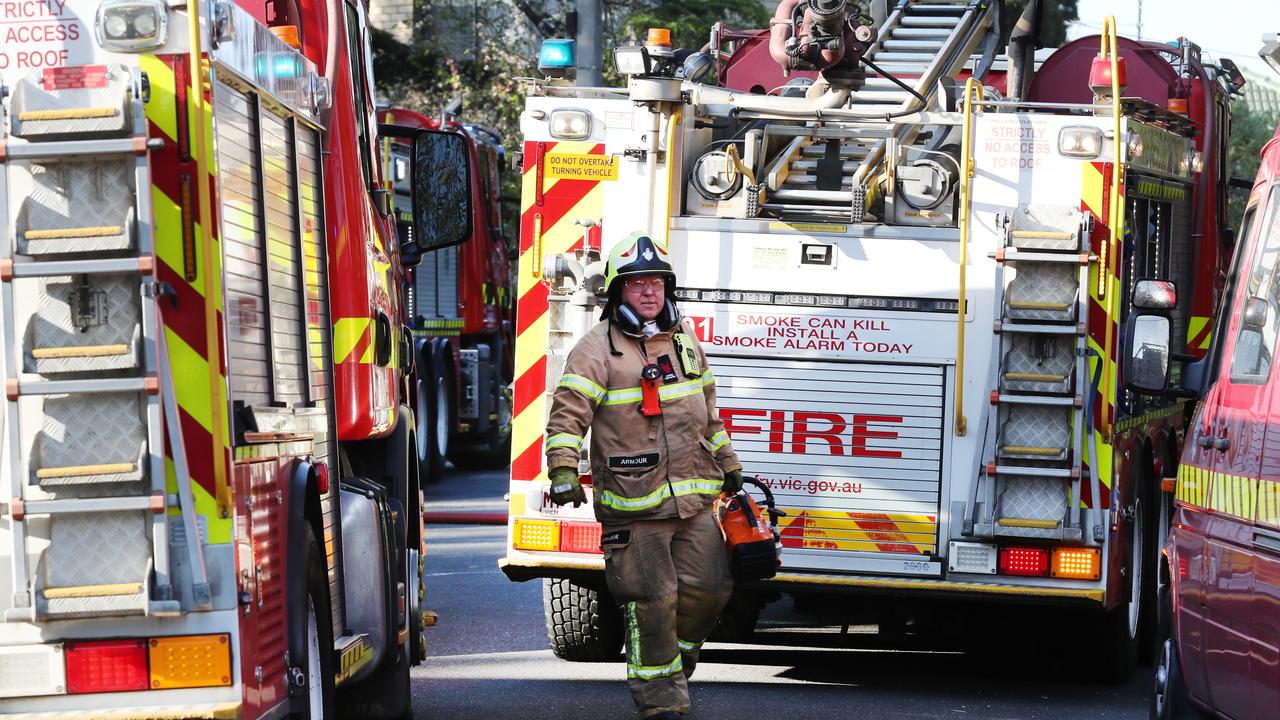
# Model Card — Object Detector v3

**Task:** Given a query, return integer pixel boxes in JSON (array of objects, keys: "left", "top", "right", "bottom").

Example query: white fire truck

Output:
[{"left": 502, "top": 0, "right": 1236, "bottom": 680}]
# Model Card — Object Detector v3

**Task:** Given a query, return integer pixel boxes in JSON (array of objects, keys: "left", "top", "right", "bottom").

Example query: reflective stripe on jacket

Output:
[{"left": 545, "top": 318, "right": 742, "bottom": 522}]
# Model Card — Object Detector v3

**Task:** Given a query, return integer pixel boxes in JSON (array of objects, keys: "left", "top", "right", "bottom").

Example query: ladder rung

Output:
[
  {"left": 1, "top": 136, "right": 160, "bottom": 161},
  {"left": 994, "top": 321, "right": 1085, "bottom": 336},
  {"left": 1001, "top": 445, "right": 1066, "bottom": 456},
  {"left": 991, "top": 465, "right": 1078, "bottom": 478},
  {"left": 15, "top": 492, "right": 164, "bottom": 519},
  {"left": 874, "top": 52, "right": 942, "bottom": 63},
  {"left": 35, "top": 462, "right": 137, "bottom": 480},
  {"left": 1009, "top": 301, "right": 1072, "bottom": 311},
  {"left": 42, "top": 582, "right": 143, "bottom": 599},
  {"left": 11, "top": 375, "right": 156, "bottom": 398},
  {"left": 992, "top": 249, "right": 1092, "bottom": 264},
  {"left": 907, "top": 4, "right": 968, "bottom": 14},
  {"left": 1005, "top": 372, "right": 1068, "bottom": 382},
  {"left": 998, "top": 518, "right": 1060, "bottom": 530},
  {"left": 994, "top": 393, "right": 1077, "bottom": 406},
  {"left": 1012, "top": 230, "right": 1073, "bottom": 240},
  {"left": 24, "top": 226, "right": 125, "bottom": 241},
  {"left": 32, "top": 344, "right": 130, "bottom": 360},
  {"left": 770, "top": 188, "right": 855, "bottom": 203},
  {"left": 5, "top": 256, "right": 152, "bottom": 279},
  {"left": 17, "top": 108, "right": 120, "bottom": 122},
  {"left": 882, "top": 40, "right": 947, "bottom": 52}
]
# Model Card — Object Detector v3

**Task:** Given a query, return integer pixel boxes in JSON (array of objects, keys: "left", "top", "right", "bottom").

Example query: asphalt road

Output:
[{"left": 410, "top": 467, "right": 1152, "bottom": 720}]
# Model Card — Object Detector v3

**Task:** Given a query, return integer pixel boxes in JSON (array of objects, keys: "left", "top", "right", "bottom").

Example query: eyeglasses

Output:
[{"left": 622, "top": 277, "right": 665, "bottom": 293}]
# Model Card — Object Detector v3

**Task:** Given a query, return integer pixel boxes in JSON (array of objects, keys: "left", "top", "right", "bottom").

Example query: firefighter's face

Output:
[{"left": 622, "top": 274, "right": 665, "bottom": 322}]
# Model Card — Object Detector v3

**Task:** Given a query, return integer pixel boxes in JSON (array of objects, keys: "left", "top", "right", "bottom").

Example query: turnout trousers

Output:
[{"left": 602, "top": 510, "right": 733, "bottom": 718}]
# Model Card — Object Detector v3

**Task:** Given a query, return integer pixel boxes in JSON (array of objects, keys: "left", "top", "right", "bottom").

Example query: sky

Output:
[{"left": 1067, "top": 0, "right": 1280, "bottom": 77}]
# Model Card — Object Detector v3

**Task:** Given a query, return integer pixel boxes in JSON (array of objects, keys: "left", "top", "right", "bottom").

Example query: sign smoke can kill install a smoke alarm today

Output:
[{"left": 544, "top": 153, "right": 619, "bottom": 181}]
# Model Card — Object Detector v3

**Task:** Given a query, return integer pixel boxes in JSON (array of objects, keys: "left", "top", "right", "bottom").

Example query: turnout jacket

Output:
[{"left": 545, "top": 318, "right": 742, "bottom": 523}]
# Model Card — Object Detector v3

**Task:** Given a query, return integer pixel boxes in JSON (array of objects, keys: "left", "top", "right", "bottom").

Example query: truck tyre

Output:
[
  {"left": 1095, "top": 488, "right": 1149, "bottom": 684},
  {"left": 543, "top": 578, "right": 624, "bottom": 662},
  {"left": 336, "top": 645, "right": 413, "bottom": 720},
  {"left": 423, "top": 355, "right": 453, "bottom": 482},
  {"left": 291, "top": 528, "right": 335, "bottom": 720},
  {"left": 449, "top": 331, "right": 513, "bottom": 471},
  {"left": 709, "top": 593, "right": 760, "bottom": 642},
  {"left": 1151, "top": 585, "right": 1203, "bottom": 719}
]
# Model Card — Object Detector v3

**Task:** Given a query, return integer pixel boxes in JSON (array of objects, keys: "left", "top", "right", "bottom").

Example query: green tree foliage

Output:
[
  {"left": 616, "top": 0, "right": 768, "bottom": 50},
  {"left": 1227, "top": 100, "right": 1279, "bottom": 226},
  {"left": 1000, "top": 0, "right": 1079, "bottom": 48}
]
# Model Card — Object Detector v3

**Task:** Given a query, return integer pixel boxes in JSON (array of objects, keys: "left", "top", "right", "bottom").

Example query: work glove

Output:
[
  {"left": 721, "top": 469, "right": 743, "bottom": 496},
  {"left": 549, "top": 466, "right": 586, "bottom": 507}
]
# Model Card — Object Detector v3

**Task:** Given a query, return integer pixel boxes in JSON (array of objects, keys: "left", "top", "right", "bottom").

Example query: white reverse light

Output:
[
  {"left": 948, "top": 541, "right": 997, "bottom": 574},
  {"left": 95, "top": 0, "right": 167, "bottom": 51},
  {"left": 1058, "top": 126, "right": 1103, "bottom": 158}
]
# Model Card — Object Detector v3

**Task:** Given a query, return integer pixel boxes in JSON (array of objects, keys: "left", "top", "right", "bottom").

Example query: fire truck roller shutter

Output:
[{"left": 215, "top": 80, "right": 313, "bottom": 416}]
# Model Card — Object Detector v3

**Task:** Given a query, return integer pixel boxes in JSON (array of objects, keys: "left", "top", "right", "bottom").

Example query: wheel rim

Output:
[
  {"left": 434, "top": 384, "right": 450, "bottom": 457},
  {"left": 1153, "top": 636, "right": 1173, "bottom": 717},
  {"left": 1128, "top": 497, "right": 1144, "bottom": 639},
  {"left": 408, "top": 548, "right": 423, "bottom": 662},
  {"left": 306, "top": 596, "right": 323, "bottom": 717}
]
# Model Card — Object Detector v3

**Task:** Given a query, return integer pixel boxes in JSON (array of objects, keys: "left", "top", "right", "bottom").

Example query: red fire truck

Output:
[
  {"left": 1152, "top": 33, "right": 1280, "bottom": 720},
  {"left": 503, "top": 0, "right": 1238, "bottom": 683},
  {"left": 383, "top": 106, "right": 515, "bottom": 480},
  {"left": 0, "top": 0, "right": 470, "bottom": 716}
]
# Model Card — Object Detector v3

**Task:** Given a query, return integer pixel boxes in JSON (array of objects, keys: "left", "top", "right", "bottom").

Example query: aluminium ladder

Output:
[
  {"left": 0, "top": 64, "right": 206, "bottom": 621},
  {"left": 760, "top": 0, "right": 998, "bottom": 219},
  {"left": 967, "top": 204, "right": 1101, "bottom": 543}
]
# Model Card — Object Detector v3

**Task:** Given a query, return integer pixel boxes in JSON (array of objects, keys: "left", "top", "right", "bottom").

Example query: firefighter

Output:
[{"left": 545, "top": 231, "right": 742, "bottom": 719}]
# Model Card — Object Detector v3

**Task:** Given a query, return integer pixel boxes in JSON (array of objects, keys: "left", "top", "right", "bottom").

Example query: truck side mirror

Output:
[
  {"left": 1123, "top": 314, "right": 1172, "bottom": 394},
  {"left": 1243, "top": 296, "right": 1268, "bottom": 332},
  {"left": 411, "top": 129, "right": 473, "bottom": 252},
  {"left": 378, "top": 123, "right": 474, "bottom": 254}
]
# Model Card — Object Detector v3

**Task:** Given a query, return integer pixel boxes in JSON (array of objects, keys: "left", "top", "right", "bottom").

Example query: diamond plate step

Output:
[
  {"left": 1004, "top": 262, "right": 1078, "bottom": 322},
  {"left": 9, "top": 64, "right": 132, "bottom": 139},
  {"left": 25, "top": 274, "right": 142, "bottom": 374}
]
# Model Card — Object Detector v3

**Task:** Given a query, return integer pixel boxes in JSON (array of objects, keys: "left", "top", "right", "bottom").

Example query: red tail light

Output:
[
  {"left": 998, "top": 546, "right": 1050, "bottom": 577},
  {"left": 65, "top": 640, "right": 149, "bottom": 694},
  {"left": 559, "top": 521, "right": 603, "bottom": 554}
]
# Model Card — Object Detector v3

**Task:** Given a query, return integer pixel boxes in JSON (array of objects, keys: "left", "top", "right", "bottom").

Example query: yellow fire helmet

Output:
[{"left": 603, "top": 231, "right": 676, "bottom": 295}]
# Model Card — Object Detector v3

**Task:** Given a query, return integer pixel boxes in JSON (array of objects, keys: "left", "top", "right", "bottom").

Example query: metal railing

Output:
[{"left": 954, "top": 76, "right": 983, "bottom": 437}]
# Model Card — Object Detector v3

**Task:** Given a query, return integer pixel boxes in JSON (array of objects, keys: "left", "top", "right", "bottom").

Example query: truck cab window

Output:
[
  {"left": 344, "top": 1, "right": 373, "bottom": 188},
  {"left": 1229, "top": 189, "right": 1280, "bottom": 382}
]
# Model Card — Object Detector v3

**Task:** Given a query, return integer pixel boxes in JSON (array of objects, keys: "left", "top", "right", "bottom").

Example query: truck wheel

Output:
[
  {"left": 448, "top": 428, "right": 511, "bottom": 470},
  {"left": 336, "top": 644, "right": 413, "bottom": 720},
  {"left": 423, "top": 357, "right": 453, "bottom": 482},
  {"left": 709, "top": 593, "right": 760, "bottom": 642},
  {"left": 291, "top": 528, "right": 335, "bottom": 719},
  {"left": 1096, "top": 490, "right": 1148, "bottom": 684},
  {"left": 543, "top": 578, "right": 623, "bottom": 662},
  {"left": 1151, "top": 585, "right": 1203, "bottom": 719}
]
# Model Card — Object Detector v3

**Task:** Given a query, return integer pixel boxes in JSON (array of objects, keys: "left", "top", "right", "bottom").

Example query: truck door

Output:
[
  {"left": 1251, "top": 183, "right": 1280, "bottom": 717},
  {"left": 1200, "top": 189, "right": 1277, "bottom": 719}
]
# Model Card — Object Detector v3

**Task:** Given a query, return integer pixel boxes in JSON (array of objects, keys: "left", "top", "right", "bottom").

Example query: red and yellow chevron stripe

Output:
[
  {"left": 777, "top": 509, "right": 937, "bottom": 554},
  {"left": 510, "top": 141, "right": 608, "bottom": 482},
  {"left": 1080, "top": 160, "right": 1122, "bottom": 507},
  {"left": 143, "top": 54, "right": 232, "bottom": 543}
]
